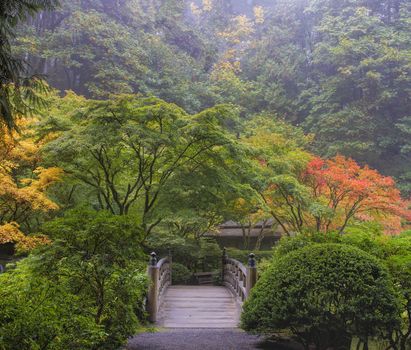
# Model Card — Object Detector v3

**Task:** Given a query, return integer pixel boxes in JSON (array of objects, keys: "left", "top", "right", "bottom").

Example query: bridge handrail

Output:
[
  {"left": 157, "top": 257, "right": 171, "bottom": 302},
  {"left": 146, "top": 249, "right": 258, "bottom": 323},
  {"left": 222, "top": 251, "right": 257, "bottom": 303},
  {"left": 146, "top": 252, "right": 172, "bottom": 322},
  {"left": 225, "top": 257, "right": 247, "bottom": 275}
]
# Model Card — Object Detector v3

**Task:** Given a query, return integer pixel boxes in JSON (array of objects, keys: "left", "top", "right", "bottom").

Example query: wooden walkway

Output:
[{"left": 157, "top": 285, "right": 241, "bottom": 328}]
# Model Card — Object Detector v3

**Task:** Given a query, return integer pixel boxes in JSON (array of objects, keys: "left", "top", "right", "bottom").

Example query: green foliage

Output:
[
  {"left": 171, "top": 262, "right": 192, "bottom": 285},
  {"left": 4, "top": 1, "right": 411, "bottom": 347},
  {"left": 385, "top": 252, "right": 411, "bottom": 349},
  {"left": 375, "top": 235, "right": 411, "bottom": 349},
  {"left": 40, "top": 93, "right": 247, "bottom": 238},
  {"left": 272, "top": 221, "right": 404, "bottom": 261},
  {"left": 147, "top": 231, "right": 222, "bottom": 273},
  {"left": 11, "top": 0, "right": 411, "bottom": 192},
  {"left": 244, "top": 0, "right": 411, "bottom": 192},
  {"left": 197, "top": 238, "right": 224, "bottom": 271},
  {"left": 225, "top": 248, "right": 273, "bottom": 265},
  {"left": 340, "top": 223, "right": 386, "bottom": 259},
  {"left": 256, "top": 258, "right": 272, "bottom": 276},
  {"left": 146, "top": 230, "right": 193, "bottom": 262},
  {"left": 15, "top": 0, "right": 217, "bottom": 113},
  {"left": 272, "top": 234, "right": 315, "bottom": 259},
  {"left": 309, "top": 4, "right": 410, "bottom": 156},
  {"left": 271, "top": 229, "right": 411, "bottom": 349},
  {"left": 0, "top": 0, "right": 58, "bottom": 130},
  {"left": 0, "top": 208, "right": 148, "bottom": 350},
  {"left": 242, "top": 243, "right": 400, "bottom": 349},
  {"left": 0, "top": 256, "right": 104, "bottom": 350},
  {"left": 399, "top": 230, "right": 411, "bottom": 238},
  {"left": 272, "top": 230, "right": 350, "bottom": 260}
]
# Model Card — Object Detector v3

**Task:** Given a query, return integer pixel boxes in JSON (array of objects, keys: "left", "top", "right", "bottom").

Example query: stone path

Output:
[
  {"left": 126, "top": 329, "right": 303, "bottom": 350},
  {"left": 157, "top": 285, "right": 241, "bottom": 328}
]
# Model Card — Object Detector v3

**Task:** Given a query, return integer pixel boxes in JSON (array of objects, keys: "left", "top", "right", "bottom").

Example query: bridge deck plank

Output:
[{"left": 158, "top": 285, "right": 241, "bottom": 328}]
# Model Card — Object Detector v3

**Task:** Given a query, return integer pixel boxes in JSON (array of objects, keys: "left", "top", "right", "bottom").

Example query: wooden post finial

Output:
[
  {"left": 150, "top": 252, "right": 157, "bottom": 266},
  {"left": 246, "top": 253, "right": 257, "bottom": 298},
  {"left": 248, "top": 253, "right": 256, "bottom": 268}
]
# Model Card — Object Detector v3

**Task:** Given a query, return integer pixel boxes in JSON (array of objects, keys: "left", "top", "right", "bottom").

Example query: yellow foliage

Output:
[
  {"left": 338, "top": 66, "right": 353, "bottom": 76},
  {"left": 190, "top": 2, "right": 202, "bottom": 16},
  {"left": 214, "top": 14, "right": 256, "bottom": 83},
  {"left": 0, "top": 222, "right": 51, "bottom": 254},
  {"left": 253, "top": 6, "right": 265, "bottom": 24},
  {"left": 210, "top": 49, "right": 243, "bottom": 82},
  {"left": 211, "top": 60, "right": 242, "bottom": 81},
  {"left": 229, "top": 197, "right": 268, "bottom": 230},
  {"left": 0, "top": 118, "right": 61, "bottom": 248},
  {"left": 218, "top": 15, "right": 255, "bottom": 43},
  {"left": 202, "top": 0, "right": 212, "bottom": 12},
  {"left": 26, "top": 167, "right": 64, "bottom": 191},
  {"left": 0, "top": 222, "right": 23, "bottom": 245}
]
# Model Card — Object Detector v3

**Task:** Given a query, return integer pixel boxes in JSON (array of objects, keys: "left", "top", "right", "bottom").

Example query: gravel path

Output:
[{"left": 126, "top": 329, "right": 303, "bottom": 350}]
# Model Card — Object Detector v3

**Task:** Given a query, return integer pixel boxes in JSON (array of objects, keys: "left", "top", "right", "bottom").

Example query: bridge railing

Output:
[
  {"left": 146, "top": 252, "right": 171, "bottom": 322},
  {"left": 146, "top": 249, "right": 258, "bottom": 322},
  {"left": 222, "top": 249, "right": 257, "bottom": 303}
]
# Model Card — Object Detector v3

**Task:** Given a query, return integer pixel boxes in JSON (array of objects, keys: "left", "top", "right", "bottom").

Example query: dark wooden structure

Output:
[{"left": 205, "top": 220, "right": 282, "bottom": 250}]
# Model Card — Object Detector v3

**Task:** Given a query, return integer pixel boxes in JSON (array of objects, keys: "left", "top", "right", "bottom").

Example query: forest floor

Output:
[{"left": 126, "top": 329, "right": 303, "bottom": 350}]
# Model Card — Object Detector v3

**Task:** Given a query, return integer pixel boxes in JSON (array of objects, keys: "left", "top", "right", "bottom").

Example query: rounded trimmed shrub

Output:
[{"left": 241, "top": 243, "right": 400, "bottom": 350}]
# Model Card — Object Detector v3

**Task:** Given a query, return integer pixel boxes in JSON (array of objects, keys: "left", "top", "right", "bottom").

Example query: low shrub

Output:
[
  {"left": 242, "top": 243, "right": 400, "bottom": 350},
  {"left": 0, "top": 208, "right": 148, "bottom": 350},
  {"left": 272, "top": 226, "right": 385, "bottom": 259},
  {"left": 0, "top": 257, "right": 104, "bottom": 350},
  {"left": 271, "top": 230, "right": 411, "bottom": 349}
]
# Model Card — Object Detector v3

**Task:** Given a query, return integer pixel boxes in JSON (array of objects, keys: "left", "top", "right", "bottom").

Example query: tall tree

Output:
[
  {"left": 41, "top": 93, "right": 245, "bottom": 238},
  {"left": 0, "top": 0, "right": 58, "bottom": 130},
  {"left": 261, "top": 155, "right": 410, "bottom": 235},
  {"left": 15, "top": 0, "right": 217, "bottom": 112}
]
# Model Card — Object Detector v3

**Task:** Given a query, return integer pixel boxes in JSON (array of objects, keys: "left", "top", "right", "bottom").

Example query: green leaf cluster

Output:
[{"left": 0, "top": 208, "right": 148, "bottom": 350}]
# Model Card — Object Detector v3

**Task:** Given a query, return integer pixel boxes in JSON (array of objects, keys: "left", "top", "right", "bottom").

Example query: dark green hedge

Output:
[
  {"left": 225, "top": 248, "right": 273, "bottom": 265},
  {"left": 241, "top": 243, "right": 400, "bottom": 349}
]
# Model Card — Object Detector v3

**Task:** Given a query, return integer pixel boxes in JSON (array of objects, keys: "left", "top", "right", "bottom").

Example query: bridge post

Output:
[
  {"left": 246, "top": 253, "right": 257, "bottom": 298},
  {"left": 147, "top": 252, "right": 159, "bottom": 322},
  {"left": 221, "top": 247, "right": 227, "bottom": 283},
  {"left": 168, "top": 249, "right": 172, "bottom": 285}
]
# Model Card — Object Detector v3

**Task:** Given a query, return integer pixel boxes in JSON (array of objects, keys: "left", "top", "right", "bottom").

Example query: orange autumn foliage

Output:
[
  {"left": 0, "top": 119, "right": 62, "bottom": 252},
  {"left": 303, "top": 155, "right": 411, "bottom": 235},
  {"left": 0, "top": 222, "right": 50, "bottom": 253}
]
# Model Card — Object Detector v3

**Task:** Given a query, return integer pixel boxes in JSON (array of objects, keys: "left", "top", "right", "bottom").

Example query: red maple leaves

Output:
[{"left": 303, "top": 155, "right": 410, "bottom": 234}]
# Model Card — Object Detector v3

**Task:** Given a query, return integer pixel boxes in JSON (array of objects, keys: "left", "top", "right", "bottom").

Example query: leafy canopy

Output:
[{"left": 41, "top": 93, "right": 248, "bottom": 238}]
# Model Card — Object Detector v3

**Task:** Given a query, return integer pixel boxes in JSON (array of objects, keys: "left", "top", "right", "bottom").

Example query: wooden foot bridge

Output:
[{"left": 145, "top": 250, "right": 257, "bottom": 328}]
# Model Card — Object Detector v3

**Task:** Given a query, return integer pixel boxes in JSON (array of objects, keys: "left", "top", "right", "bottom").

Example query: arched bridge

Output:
[{"left": 146, "top": 250, "right": 258, "bottom": 328}]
